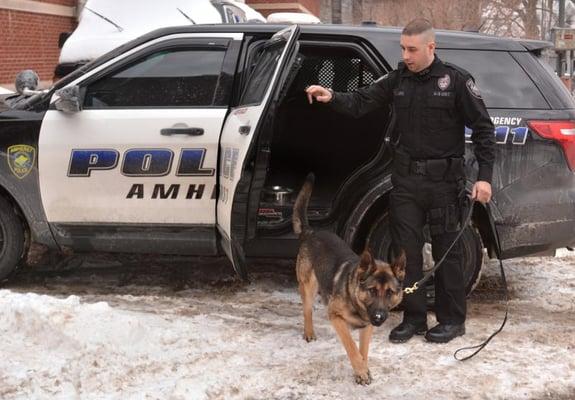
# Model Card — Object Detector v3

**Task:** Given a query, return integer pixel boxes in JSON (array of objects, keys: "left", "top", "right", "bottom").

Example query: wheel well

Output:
[
  {"left": 347, "top": 194, "right": 390, "bottom": 253},
  {"left": 0, "top": 186, "right": 31, "bottom": 258},
  {"left": 348, "top": 194, "right": 496, "bottom": 257}
]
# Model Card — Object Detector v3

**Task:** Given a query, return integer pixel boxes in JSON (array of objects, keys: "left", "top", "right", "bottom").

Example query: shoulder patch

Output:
[{"left": 466, "top": 78, "right": 482, "bottom": 99}]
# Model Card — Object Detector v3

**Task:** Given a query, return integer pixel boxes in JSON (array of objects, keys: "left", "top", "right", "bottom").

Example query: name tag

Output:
[{"left": 432, "top": 91, "right": 453, "bottom": 97}]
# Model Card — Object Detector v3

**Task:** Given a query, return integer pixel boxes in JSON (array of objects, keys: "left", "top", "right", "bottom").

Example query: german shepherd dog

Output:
[{"left": 293, "top": 173, "right": 406, "bottom": 385}]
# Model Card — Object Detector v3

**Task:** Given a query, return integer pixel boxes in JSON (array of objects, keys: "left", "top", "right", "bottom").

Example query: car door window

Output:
[
  {"left": 239, "top": 42, "right": 286, "bottom": 106},
  {"left": 84, "top": 46, "right": 228, "bottom": 109}
]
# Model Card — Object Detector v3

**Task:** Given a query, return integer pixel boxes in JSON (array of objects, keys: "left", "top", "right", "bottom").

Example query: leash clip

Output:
[{"left": 403, "top": 282, "right": 419, "bottom": 295}]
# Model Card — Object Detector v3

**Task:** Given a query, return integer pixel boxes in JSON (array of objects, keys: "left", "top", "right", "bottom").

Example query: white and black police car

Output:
[{"left": 1, "top": 24, "right": 574, "bottom": 296}]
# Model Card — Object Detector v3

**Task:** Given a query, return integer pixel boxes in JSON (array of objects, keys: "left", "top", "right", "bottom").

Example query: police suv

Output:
[{"left": 1, "top": 24, "right": 574, "bottom": 295}]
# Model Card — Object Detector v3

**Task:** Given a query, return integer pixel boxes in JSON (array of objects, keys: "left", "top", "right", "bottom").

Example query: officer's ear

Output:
[{"left": 428, "top": 41, "right": 436, "bottom": 53}]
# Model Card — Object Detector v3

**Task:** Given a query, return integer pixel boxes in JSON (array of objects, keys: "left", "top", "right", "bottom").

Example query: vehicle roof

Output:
[
  {"left": 142, "top": 23, "right": 552, "bottom": 51},
  {"left": 53, "top": 23, "right": 551, "bottom": 91}
]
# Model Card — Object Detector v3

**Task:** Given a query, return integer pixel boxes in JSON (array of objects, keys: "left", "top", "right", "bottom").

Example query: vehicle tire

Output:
[
  {"left": 0, "top": 196, "right": 25, "bottom": 281},
  {"left": 366, "top": 211, "right": 484, "bottom": 307}
]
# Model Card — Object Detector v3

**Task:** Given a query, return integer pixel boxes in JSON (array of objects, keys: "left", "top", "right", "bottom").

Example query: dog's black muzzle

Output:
[{"left": 370, "top": 310, "right": 389, "bottom": 327}]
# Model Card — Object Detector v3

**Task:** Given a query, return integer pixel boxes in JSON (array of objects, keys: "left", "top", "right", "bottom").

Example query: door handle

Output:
[{"left": 161, "top": 127, "right": 204, "bottom": 136}]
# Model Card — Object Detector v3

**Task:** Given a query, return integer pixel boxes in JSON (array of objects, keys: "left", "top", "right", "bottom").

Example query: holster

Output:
[{"left": 428, "top": 202, "right": 462, "bottom": 235}]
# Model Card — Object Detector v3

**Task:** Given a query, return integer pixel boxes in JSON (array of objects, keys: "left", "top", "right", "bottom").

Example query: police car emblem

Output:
[
  {"left": 466, "top": 78, "right": 482, "bottom": 99},
  {"left": 7, "top": 144, "right": 35, "bottom": 179},
  {"left": 437, "top": 74, "right": 450, "bottom": 90}
]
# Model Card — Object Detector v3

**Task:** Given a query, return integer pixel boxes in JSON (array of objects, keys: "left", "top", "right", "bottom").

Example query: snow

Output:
[
  {"left": 59, "top": 0, "right": 261, "bottom": 64},
  {"left": 0, "top": 250, "right": 574, "bottom": 399}
]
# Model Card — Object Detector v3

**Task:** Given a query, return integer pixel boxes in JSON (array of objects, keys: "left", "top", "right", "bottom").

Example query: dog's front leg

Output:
[
  {"left": 330, "top": 316, "right": 372, "bottom": 385},
  {"left": 359, "top": 324, "right": 373, "bottom": 364}
]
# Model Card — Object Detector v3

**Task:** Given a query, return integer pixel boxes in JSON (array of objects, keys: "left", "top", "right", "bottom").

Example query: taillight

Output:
[{"left": 527, "top": 120, "right": 575, "bottom": 172}]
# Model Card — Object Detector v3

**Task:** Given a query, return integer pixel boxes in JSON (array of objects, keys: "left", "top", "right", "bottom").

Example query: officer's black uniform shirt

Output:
[{"left": 328, "top": 56, "right": 495, "bottom": 183}]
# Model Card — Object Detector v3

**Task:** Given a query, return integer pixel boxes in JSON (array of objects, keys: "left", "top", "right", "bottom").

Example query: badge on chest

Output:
[{"left": 437, "top": 74, "right": 451, "bottom": 91}]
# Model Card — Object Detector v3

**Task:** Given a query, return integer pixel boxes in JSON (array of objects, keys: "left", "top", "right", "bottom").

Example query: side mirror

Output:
[
  {"left": 15, "top": 70, "right": 39, "bottom": 95},
  {"left": 54, "top": 85, "right": 84, "bottom": 113}
]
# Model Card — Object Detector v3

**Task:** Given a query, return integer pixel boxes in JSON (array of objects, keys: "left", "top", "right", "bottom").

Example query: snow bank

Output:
[{"left": 0, "top": 251, "right": 573, "bottom": 399}]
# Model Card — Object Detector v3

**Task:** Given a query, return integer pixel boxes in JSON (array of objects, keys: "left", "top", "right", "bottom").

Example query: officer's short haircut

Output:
[{"left": 402, "top": 18, "right": 435, "bottom": 40}]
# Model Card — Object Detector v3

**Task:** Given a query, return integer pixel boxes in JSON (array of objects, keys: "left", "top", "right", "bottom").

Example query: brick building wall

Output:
[
  {"left": 320, "top": 0, "right": 362, "bottom": 25},
  {"left": 246, "top": 0, "right": 320, "bottom": 18},
  {"left": 0, "top": 0, "right": 77, "bottom": 88},
  {"left": 0, "top": 0, "right": 323, "bottom": 88}
]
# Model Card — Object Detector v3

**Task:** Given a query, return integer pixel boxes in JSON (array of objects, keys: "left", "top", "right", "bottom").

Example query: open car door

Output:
[{"left": 217, "top": 25, "right": 300, "bottom": 279}]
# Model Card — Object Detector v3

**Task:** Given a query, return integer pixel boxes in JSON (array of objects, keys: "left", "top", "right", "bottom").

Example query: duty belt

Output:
[{"left": 394, "top": 152, "right": 464, "bottom": 181}]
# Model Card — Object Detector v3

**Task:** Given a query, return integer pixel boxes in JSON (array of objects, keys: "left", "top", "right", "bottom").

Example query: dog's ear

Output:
[
  {"left": 392, "top": 249, "right": 406, "bottom": 281},
  {"left": 359, "top": 248, "right": 374, "bottom": 277}
]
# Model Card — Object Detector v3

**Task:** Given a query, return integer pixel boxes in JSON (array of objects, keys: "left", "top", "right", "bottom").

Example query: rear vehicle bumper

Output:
[
  {"left": 498, "top": 216, "right": 575, "bottom": 258},
  {"left": 494, "top": 162, "right": 575, "bottom": 258}
]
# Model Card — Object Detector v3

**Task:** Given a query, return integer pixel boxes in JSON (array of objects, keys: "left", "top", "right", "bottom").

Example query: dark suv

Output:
[{"left": 0, "top": 24, "right": 574, "bottom": 295}]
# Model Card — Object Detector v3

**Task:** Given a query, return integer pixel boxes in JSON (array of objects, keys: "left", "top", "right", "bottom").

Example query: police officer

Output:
[{"left": 305, "top": 18, "right": 495, "bottom": 344}]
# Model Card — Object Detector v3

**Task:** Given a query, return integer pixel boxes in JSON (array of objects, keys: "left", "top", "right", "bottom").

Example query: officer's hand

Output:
[
  {"left": 472, "top": 181, "right": 492, "bottom": 204},
  {"left": 305, "top": 85, "right": 332, "bottom": 104}
]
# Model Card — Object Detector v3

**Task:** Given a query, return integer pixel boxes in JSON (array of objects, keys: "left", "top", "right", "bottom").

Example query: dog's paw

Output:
[
  {"left": 354, "top": 369, "right": 372, "bottom": 385},
  {"left": 303, "top": 332, "right": 317, "bottom": 342}
]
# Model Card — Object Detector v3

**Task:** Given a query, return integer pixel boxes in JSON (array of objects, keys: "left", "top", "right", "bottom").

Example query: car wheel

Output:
[
  {"left": 0, "top": 196, "right": 25, "bottom": 281},
  {"left": 366, "top": 211, "right": 484, "bottom": 306}
]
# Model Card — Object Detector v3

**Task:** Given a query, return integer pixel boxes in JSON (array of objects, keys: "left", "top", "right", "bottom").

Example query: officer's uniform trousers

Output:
[{"left": 390, "top": 155, "right": 466, "bottom": 325}]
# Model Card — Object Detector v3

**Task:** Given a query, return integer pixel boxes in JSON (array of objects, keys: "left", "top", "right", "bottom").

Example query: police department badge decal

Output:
[
  {"left": 7, "top": 144, "right": 35, "bottom": 179},
  {"left": 438, "top": 74, "right": 450, "bottom": 90},
  {"left": 466, "top": 78, "right": 482, "bottom": 99}
]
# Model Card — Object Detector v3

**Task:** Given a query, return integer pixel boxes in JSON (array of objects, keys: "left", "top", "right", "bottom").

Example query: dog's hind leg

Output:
[
  {"left": 297, "top": 254, "right": 318, "bottom": 342},
  {"left": 329, "top": 315, "right": 372, "bottom": 385}
]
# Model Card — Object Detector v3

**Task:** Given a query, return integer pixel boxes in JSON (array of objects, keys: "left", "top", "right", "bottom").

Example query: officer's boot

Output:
[{"left": 389, "top": 320, "right": 428, "bottom": 343}]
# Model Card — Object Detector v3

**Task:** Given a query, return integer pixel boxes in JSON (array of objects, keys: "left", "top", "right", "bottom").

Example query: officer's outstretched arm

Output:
[
  {"left": 306, "top": 85, "right": 332, "bottom": 103},
  {"left": 305, "top": 72, "right": 396, "bottom": 119}
]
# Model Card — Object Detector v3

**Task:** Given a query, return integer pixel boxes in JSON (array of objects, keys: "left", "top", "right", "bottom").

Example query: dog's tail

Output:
[{"left": 292, "top": 173, "right": 315, "bottom": 237}]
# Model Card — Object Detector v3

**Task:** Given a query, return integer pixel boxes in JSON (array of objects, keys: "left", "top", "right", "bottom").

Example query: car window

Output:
[
  {"left": 531, "top": 52, "right": 575, "bottom": 108},
  {"left": 293, "top": 46, "right": 377, "bottom": 93},
  {"left": 436, "top": 49, "right": 549, "bottom": 109},
  {"left": 84, "top": 47, "right": 227, "bottom": 108},
  {"left": 239, "top": 41, "right": 285, "bottom": 106}
]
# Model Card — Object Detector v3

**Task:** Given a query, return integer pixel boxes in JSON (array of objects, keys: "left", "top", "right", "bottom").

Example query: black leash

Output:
[
  {"left": 453, "top": 203, "right": 509, "bottom": 361},
  {"left": 402, "top": 198, "right": 476, "bottom": 296},
  {"left": 402, "top": 198, "right": 510, "bottom": 361}
]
